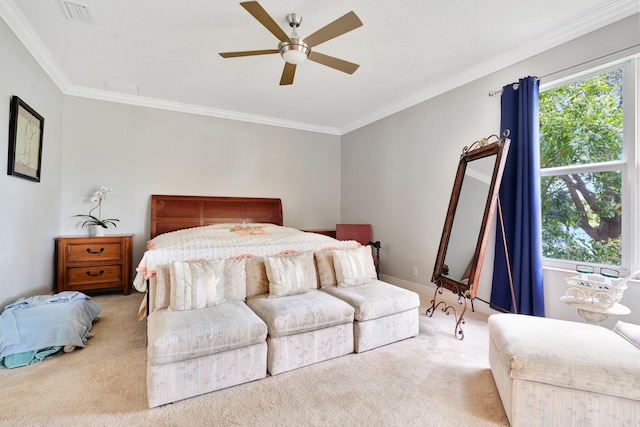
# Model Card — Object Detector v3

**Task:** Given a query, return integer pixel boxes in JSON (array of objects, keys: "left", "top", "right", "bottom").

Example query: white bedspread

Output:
[{"left": 133, "top": 224, "right": 358, "bottom": 293}]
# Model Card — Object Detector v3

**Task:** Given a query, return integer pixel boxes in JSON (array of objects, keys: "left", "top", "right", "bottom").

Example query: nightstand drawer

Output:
[
  {"left": 67, "top": 242, "right": 123, "bottom": 263},
  {"left": 66, "top": 265, "right": 122, "bottom": 288}
]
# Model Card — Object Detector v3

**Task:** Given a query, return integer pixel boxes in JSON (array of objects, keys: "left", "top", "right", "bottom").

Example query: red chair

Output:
[{"left": 335, "top": 224, "right": 381, "bottom": 277}]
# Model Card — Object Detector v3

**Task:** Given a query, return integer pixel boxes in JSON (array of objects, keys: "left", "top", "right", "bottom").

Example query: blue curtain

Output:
[{"left": 490, "top": 76, "right": 545, "bottom": 316}]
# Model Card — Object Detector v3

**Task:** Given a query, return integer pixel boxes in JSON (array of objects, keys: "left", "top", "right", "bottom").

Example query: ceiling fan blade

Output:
[
  {"left": 303, "top": 11, "right": 363, "bottom": 48},
  {"left": 240, "top": 1, "right": 290, "bottom": 42},
  {"left": 219, "top": 49, "right": 279, "bottom": 58},
  {"left": 280, "top": 62, "right": 296, "bottom": 85},
  {"left": 308, "top": 51, "right": 359, "bottom": 74}
]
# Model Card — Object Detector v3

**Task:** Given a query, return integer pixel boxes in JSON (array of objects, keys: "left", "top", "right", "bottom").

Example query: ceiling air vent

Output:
[
  {"left": 103, "top": 79, "right": 140, "bottom": 95},
  {"left": 58, "top": 0, "right": 92, "bottom": 24}
]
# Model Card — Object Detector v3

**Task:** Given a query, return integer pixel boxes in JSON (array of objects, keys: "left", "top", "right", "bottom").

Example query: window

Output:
[{"left": 539, "top": 65, "right": 630, "bottom": 269}]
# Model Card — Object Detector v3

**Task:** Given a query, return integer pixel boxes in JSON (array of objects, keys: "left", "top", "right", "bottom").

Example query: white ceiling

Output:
[{"left": 1, "top": 0, "right": 638, "bottom": 134}]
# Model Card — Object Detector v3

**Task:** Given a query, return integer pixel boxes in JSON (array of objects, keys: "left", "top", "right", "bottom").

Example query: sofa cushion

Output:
[
  {"left": 224, "top": 257, "right": 247, "bottom": 301},
  {"left": 147, "top": 300, "right": 267, "bottom": 365},
  {"left": 333, "top": 246, "right": 377, "bottom": 287},
  {"left": 169, "top": 259, "right": 226, "bottom": 310},
  {"left": 322, "top": 280, "right": 420, "bottom": 321},
  {"left": 264, "top": 251, "right": 317, "bottom": 298},
  {"left": 151, "top": 258, "right": 246, "bottom": 312},
  {"left": 246, "top": 289, "right": 354, "bottom": 338},
  {"left": 489, "top": 313, "right": 640, "bottom": 401},
  {"left": 315, "top": 250, "right": 337, "bottom": 288},
  {"left": 153, "top": 265, "right": 171, "bottom": 311},
  {"left": 246, "top": 257, "right": 269, "bottom": 298}
]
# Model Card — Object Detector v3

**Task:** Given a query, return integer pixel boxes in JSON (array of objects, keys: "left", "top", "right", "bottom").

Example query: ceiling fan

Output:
[{"left": 219, "top": 1, "right": 363, "bottom": 86}]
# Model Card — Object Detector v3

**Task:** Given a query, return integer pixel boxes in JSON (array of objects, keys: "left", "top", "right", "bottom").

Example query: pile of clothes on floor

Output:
[{"left": 0, "top": 291, "right": 102, "bottom": 368}]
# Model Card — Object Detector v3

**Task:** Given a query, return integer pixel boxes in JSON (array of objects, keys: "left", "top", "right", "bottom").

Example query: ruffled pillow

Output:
[{"left": 333, "top": 246, "right": 377, "bottom": 287}]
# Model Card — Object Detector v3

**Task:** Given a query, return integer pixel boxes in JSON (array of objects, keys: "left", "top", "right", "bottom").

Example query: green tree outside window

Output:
[{"left": 539, "top": 68, "right": 623, "bottom": 266}]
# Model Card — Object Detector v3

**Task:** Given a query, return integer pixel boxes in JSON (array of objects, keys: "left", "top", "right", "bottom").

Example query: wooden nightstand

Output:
[
  {"left": 301, "top": 229, "right": 337, "bottom": 238},
  {"left": 55, "top": 235, "right": 133, "bottom": 295}
]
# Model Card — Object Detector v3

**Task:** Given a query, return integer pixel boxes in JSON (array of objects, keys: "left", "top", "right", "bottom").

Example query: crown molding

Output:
[
  {"left": 0, "top": 0, "right": 340, "bottom": 135},
  {"left": 1, "top": 0, "right": 637, "bottom": 137},
  {"left": 0, "top": 0, "right": 71, "bottom": 91},
  {"left": 64, "top": 85, "right": 342, "bottom": 135},
  {"left": 339, "top": 0, "right": 639, "bottom": 135}
]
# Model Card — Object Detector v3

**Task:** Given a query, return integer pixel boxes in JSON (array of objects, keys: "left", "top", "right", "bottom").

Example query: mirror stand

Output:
[
  {"left": 426, "top": 285, "right": 470, "bottom": 339},
  {"left": 429, "top": 132, "right": 511, "bottom": 340}
]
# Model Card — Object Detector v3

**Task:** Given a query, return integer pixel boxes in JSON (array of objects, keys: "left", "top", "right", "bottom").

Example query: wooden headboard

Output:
[{"left": 150, "top": 195, "right": 283, "bottom": 238}]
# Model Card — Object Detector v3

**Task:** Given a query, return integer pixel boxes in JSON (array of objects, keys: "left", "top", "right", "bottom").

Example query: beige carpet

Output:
[{"left": 0, "top": 292, "right": 509, "bottom": 426}]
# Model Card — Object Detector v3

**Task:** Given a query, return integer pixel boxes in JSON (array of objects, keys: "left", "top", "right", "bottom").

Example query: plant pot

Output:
[{"left": 88, "top": 224, "right": 105, "bottom": 237}]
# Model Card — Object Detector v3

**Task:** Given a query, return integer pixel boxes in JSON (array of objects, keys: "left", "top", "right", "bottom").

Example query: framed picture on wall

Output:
[{"left": 7, "top": 95, "right": 45, "bottom": 182}]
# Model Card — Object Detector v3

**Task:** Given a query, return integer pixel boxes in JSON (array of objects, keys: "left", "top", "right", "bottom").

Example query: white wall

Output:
[
  {"left": 59, "top": 97, "right": 342, "bottom": 268},
  {"left": 2, "top": 9, "right": 638, "bottom": 331},
  {"left": 341, "top": 14, "right": 640, "bottom": 327},
  {"left": 0, "top": 19, "right": 63, "bottom": 308}
]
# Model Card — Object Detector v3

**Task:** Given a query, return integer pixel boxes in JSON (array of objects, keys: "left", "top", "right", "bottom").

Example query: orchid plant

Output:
[{"left": 75, "top": 186, "right": 119, "bottom": 229}]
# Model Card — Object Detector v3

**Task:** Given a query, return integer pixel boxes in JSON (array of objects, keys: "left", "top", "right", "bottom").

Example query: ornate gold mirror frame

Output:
[{"left": 428, "top": 131, "right": 510, "bottom": 339}]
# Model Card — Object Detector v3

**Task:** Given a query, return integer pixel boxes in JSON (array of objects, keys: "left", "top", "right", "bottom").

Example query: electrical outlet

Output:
[{"left": 411, "top": 266, "right": 418, "bottom": 276}]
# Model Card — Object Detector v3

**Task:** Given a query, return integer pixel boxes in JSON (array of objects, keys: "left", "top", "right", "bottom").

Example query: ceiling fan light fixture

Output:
[
  {"left": 218, "top": 3, "right": 362, "bottom": 85},
  {"left": 279, "top": 38, "right": 309, "bottom": 64}
]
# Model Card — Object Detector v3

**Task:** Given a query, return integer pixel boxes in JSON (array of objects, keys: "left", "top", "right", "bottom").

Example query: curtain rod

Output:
[
  {"left": 488, "top": 43, "right": 640, "bottom": 97},
  {"left": 488, "top": 81, "right": 532, "bottom": 97}
]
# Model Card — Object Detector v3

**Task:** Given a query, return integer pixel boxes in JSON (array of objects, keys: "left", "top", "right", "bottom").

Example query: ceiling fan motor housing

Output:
[{"left": 279, "top": 38, "right": 310, "bottom": 64}]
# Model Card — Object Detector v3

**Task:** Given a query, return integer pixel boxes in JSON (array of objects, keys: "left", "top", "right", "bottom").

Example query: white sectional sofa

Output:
[
  {"left": 488, "top": 313, "right": 640, "bottom": 426},
  {"left": 145, "top": 246, "right": 420, "bottom": 407}
]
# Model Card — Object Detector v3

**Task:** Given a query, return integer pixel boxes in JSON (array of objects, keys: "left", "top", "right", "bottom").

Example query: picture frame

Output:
[{"left": 7, "top": 95, "right": 44, "bottom": 182}]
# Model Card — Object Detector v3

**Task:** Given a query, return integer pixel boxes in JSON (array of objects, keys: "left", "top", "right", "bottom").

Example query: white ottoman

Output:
[{"left": 488, "top": 313, "right": 640, "bottom": 426}]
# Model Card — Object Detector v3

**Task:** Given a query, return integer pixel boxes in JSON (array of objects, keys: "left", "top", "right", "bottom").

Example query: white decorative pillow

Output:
[
  {"left": 153, "top": 265, "right": 171, "bottom": 311},
  {"left": 264, "top": 251, "right": 317, "bottom": 298},
  {"left": 169, "top": 259, "right": 226, "bottom": 310},
  {"left": 224, "top": 257, "right": 247, "bottom": 301},
  {"left": 333, "top": 246, "right": 377, "bottom": 287},
  {"left": 245, "top": 257, "right": 269, "bottom": 298},
  {"left": 315, "top": 250, "right": 337, "bottom": 288}
]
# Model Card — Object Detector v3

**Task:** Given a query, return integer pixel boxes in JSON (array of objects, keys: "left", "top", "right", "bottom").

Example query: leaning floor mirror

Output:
[{"left": 428, "top": 131, "right": 510, "bottom": 339}]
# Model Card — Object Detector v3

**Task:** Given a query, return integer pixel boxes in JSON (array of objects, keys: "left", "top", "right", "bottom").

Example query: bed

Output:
[
  {"left": 133, "top": 195, "right": 358, "bottom": 318},
  {"left": 149, "top": 195, "right": 284, "bottom": 238}
]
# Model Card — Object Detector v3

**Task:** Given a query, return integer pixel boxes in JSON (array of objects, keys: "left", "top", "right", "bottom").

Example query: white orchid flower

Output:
[{"left": 75, "top": 185, "right": 119, "bottom": 230}]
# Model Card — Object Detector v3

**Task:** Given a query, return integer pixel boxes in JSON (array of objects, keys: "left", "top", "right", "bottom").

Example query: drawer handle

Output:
[
  {"left": 86, "top": 247, "right": 105, "bottom": 254},
  {"left": 86, "top": 270, "right": 105, "bottom": 277}
]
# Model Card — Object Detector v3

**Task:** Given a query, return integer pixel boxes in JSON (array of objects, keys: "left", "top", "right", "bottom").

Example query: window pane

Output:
[
  {"left": 540, "top": 69, "right": 623, "bottom": 168},
  {"left": 540, "top": 171, "right": 621, "bottom": 265}
]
